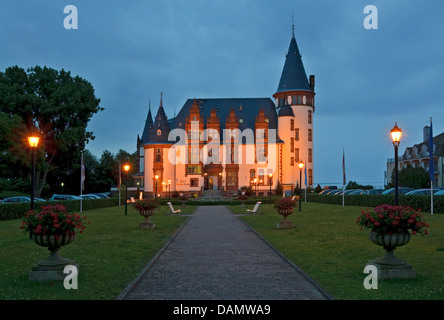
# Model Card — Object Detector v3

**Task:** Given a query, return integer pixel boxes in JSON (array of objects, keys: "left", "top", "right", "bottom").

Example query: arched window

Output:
[{"left": 157, "top": 129, "right": 161, "bottom": 136}]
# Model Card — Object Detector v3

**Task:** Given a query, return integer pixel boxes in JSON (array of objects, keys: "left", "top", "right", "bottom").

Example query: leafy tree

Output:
[
  {"left": 0, "top": 66, "right": 103, "bottom": 197},
  {"left": 345, "top": 181, "right": 373, "bottom": 190},
  {"left": 314, "top": 184, "right": 323, "bottom": 193},
  {"left": 387, "top": 164, "right": 429, "bottom": 189}
]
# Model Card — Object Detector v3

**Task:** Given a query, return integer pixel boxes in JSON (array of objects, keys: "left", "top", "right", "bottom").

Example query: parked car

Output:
[
  {"left": 434, "top": 189, "right": 444, "bottom": 195},
  {"left": 381, "top": 188, "right": 413, "bottom": 195},
  {"left": 50, "top": 194, "right": 81, "bottom": 201},
  {"left": 405, "top": 189, "right": 440, "bottom": 195},
  {"left": 362, "top": 189, "right": 384, "bottom": 195},
  {"left": 1, "top": 196, "right": 46, "bottom": 203},
  {"left": 79, "top": 194, "right": 101, "bottom": 199},
  {"left": 88, "top": 193, "right": 110, "bottom": 199}
]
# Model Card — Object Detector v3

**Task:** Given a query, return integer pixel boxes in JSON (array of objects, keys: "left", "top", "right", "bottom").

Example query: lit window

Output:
[{"left": 157, "top": 129, "right": 161, "bottom": 136}]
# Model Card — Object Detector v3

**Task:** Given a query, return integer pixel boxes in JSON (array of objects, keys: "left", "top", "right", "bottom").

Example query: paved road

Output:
[{"left": 118, "top": 206, "right": 332, "bottom": 300}]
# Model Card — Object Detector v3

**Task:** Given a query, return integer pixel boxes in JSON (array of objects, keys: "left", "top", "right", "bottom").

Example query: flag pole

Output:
[
  {"left": 342, "top": 148, "right": 346, "bottom": 207},
  {"left": 80, "top": 151, "right": 83, "bottom": 213},
  {"left": 430, "top": 117, "right": 434, "bottom": 215}
]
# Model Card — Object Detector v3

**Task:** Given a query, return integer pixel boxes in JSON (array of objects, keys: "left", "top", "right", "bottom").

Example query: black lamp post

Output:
[
  {"left": 268, "top": 173, "right": 272, "bottom": 205},
  {"left": 254, "top": 178, "right": 257, "bottom": 198},
  {"left": 390, "top": 123, "right": 402, "bottom": 205},
  {"left": 155, "top": 175, "right": 159, "bottom": 200},
  {"left": 28, "top": 136, "right": 39, "bottom": 211},
  {"left": 124, "top": 165, "right": 130, "bottom": 215},
  {"left": 298, "top": 160, "right": 304, "bottom": 211},
  {"left": 168, "top": 179, "right": 171, "bottom": 199}
]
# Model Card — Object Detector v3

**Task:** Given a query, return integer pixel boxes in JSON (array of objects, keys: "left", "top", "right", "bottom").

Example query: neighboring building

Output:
[
  {"left": 136, "top": 28, "right": 316, "bottom": 197},
  {"left": 386, "top": 125, "right": 444, "bottom": 188}
]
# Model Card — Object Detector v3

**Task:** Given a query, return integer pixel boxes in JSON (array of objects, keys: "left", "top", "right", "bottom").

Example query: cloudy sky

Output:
[{"left": 1, "top": 0, "right": 443, "bottom": 188}]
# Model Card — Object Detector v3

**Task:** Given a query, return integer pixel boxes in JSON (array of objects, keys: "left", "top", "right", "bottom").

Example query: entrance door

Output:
[
  {"left": 208, "top": 178, "right": 213, "bottom": 190},
  {"left": 209, "top": 175, "right": 218, "bottom": 189}
]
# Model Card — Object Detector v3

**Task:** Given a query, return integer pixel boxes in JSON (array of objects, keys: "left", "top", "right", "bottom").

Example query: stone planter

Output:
[
  {"left": 367, "top": 231, "right": 416, "bottom": 279},
  {"left": 277, "top": 208, "right": 294, "bottom": 229},
  {"left": 138, "top": 209, "right": 155, "bottom": 229},
  {"left": 29, "top": 233, "right": 77, "bottom": 282}
]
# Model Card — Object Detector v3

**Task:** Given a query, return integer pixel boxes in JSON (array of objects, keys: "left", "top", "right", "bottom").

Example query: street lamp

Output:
[
  {"left": 28, "top": 136, "right": 39, "bottom": 211},
  {"left": 268, "top": 173, "right": 273, "bottom": 205},
  {"left": 155, "top": 175, "right": 159, "bottom": 200},
  {"left": 168, "top": 178, "right": 171, "bottom": 199},
  {"left": 124, "top": 165, "right": 130, "bottom": 215},
  {"left": 298, "top": 160, "right": 304, "bottom": 211},
  {"left": 390, "top": 123, "right": 402, "bottom": 205},
  {"left": 254, "top": 178, "right": 258, "bottom": 198}
]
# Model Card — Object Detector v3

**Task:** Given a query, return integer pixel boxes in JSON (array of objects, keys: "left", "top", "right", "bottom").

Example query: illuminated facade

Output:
[{"left": 136, "top": 31, "right": 315, "bottom": 197}]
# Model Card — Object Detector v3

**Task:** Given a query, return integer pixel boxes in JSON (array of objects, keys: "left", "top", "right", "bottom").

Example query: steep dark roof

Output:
[
  {"left": 147, "top": 96, "right": 171, "bottom": 144},
  {"left": 163, "top": 98, "right": 283, "bottom": 144},
  {"left": 276, "top": 34, "right": 312, "bottom": 94},
  {"left": 140, "top": 102, "right": 153, "bottom": 143},
  {"left": 414, "top": 132, "right": 444, "bottom": 156}
]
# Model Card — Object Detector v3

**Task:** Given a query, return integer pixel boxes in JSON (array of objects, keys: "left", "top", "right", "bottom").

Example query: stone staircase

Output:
[{"left": 201, "top": 190, "right": 225, "bottom": 201}]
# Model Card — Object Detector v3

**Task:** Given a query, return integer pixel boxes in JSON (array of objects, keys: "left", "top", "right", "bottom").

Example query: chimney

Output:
[
  {"left": 309, "top": 75, "right": 315, "bottom": 90},
  {"left": 423, "top": 125, "right": 430, "bottom": 143}
]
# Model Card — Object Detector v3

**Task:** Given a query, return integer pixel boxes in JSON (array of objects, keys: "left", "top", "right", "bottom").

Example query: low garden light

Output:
[
  {"left": 155, "top": 175, "right": 159, "bottom": 200},
  {"left": 168, "top": 178, "right": 171, "bottom": 199},
  {"left": 268, "top": 173, "right": 273, "bottom": 205},
  {"left": 390, "top": 123, "right": 402, "bottom": 205},
  {"left": 28, "top": 136, "right": 40, "bottom": 211}
]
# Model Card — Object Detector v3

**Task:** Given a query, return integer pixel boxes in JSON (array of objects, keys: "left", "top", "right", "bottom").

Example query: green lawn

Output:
[
  {"left": 0, "top": 204, "right": 195, "bottom": 300},
  {"left": 231, "top": 202, "right": 444, "bottom": 300}
]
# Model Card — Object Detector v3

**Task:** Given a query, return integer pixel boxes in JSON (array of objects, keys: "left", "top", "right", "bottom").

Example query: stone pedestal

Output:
[
  {"left": 277, "top": 218, "right": 294, "bottom": 229},
  {"left": 29, "top": 251, "right": 78, "bottom": 282},
  {"left": 367, "top": 250, "right": 416, "bottom": 280},
  {"left": 139, "top": 221, "right": 155, "bottom": 230}
]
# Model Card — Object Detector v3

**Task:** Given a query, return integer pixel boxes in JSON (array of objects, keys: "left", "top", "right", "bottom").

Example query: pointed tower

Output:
[{"left": 275, "top": 26, "right": 315, "bottom": 189}]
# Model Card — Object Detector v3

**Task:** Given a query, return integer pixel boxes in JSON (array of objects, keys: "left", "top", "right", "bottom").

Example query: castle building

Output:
[{"left": 136, "top": 29, "right": 315, "bottom": 197}]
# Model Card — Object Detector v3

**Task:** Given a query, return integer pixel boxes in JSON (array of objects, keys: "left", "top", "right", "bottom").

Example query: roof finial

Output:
[
  {"left": 160, "top": 92, "right": 163, "bottom": 108},
  {"left": 292, "top": 11, "right": 295, "bottom": 38}
]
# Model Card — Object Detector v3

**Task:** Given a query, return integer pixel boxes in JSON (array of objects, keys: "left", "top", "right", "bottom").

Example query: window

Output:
[
  {"left": 190, "top": 178, "right": 199, "bottom": 187},
  {"left": 250, "top": 169, "right": 256, "bottom": 182},
  {"left": 257, "top": 146, "right": 266, "bottom": 162},
  {"left": 187, "top": 165, "right": 202, "bottom": 175},
  {"left": 188, "top": 148, "right": 200, "bottom": 164},
  {"left": 308, "top": 129, "right": 312, "bottom": 141},
  {"left": 308, "top": 169, "right": 313, "bottom": 185},
  {"left": 308, "top": 110, "right": 312, "bottom": 124},
  {"left": 290, "top": 119, "right": 294, "bottom": 131},
  {"left": 258, "top": 169, "right": 264, "bottom": 185},
  {"left": 290, "top": 138, "right": 294, "bottom": 152},
  {"left": 308, "top": 149, "right": 312, "bottom": 163},
  {"left": 292, "top": 96, "right": 297, "bottom": 105},
  {"left": 295, "top": 128, "right": 299, "bottom": 141},
  {"left": 295, "top": 148, "right": 300, "bottom": 162},
  {"left": 155, "top": 148, "right": 162, "bottom": 162},
  {"left": 291, "top": 157, "right": 294, "bottom": 166},
  {"left": 227, "top": 171, "right": 237, "bottom": 186}
]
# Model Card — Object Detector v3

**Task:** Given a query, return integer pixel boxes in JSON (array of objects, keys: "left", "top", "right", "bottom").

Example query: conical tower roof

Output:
[
  {"left": 141, "top": 100, "right": 153, "bottom": 143},
  {"left": 148, "top": 93, "right": 171, "bottom": 144},
  {"left": 275, "top": 31, "right": 312, "bottom": 94}
]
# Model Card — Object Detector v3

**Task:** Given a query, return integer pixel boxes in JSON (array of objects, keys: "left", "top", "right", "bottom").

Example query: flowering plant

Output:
[
  {"left": 133, "top": 199, "right": 159, "bottom": 211},
  {"left": 20, "top": 204, "right": 87, "bottom": 237},
  {"left": 356, "top": 204, "right": 429, "bottom": 236},
  {"left": 274, "top": 197, "right": 296, "bottom": 210}
]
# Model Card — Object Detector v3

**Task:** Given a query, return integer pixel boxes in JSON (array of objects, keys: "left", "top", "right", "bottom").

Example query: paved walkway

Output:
[{"left": 118, "top": 206, "right": 332, "bottom": 300}]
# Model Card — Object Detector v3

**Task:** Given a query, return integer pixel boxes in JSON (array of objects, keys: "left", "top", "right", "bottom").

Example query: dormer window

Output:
[
  {"left": 239, "top": 119, "right": 243, "bottom": 123},
  {"left": 157, "top": 129, "right": 161, "bottom": 136}
]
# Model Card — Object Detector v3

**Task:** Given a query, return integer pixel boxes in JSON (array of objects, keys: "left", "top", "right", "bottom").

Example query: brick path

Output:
[{"left": 118, "top": 206, "right": 332, "bottom": 300}]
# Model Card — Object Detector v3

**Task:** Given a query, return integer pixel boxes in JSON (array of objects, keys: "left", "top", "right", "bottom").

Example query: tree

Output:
[
  {"left": 0, "top": 66, "right": 103, "bottom": 197},
  {"left": 314, "top": 184, "right": 323, "bottom": 193},
  {"left": 388, "top": 164, "right": 429, "bottom": 189},
  {"left": 346, "top": 181, "right": 373, "bottom": 190}
]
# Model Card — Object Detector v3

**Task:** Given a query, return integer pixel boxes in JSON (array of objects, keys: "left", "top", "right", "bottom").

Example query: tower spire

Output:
[{"left": 292, "top": 11, "right": 295, "bottom": 38}]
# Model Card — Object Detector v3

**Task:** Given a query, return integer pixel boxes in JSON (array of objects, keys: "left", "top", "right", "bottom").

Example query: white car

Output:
[{"left": 1, "top": 196, "right": 46, "bottom": 203}]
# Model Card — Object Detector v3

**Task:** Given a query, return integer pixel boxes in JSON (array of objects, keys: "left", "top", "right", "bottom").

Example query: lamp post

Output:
[
  {"left": 390, "top": 123, "right": 402, "bottom": 205},
  {"left": 124, "top": 165, "right": 130, "bottom": 215},
  {"left": 61, "top": 182, "right": 64, "bottom": 194},
  {"left": 28, "top": 136, "right": 39, "bottom": 211},
  {"left": 168, "top": 179, "right": 171, "bottom": 199},
  {"left": 254, "top": 178, "right": 258, "bottom": 198},
  {"left": 155, "top": 175, "right": 159, "bottom": 200},
  {"left": 298, "top": 160, "right": 304, "bottom": 211},
  {"left": 268, "top": 173, "right": 272, "bottom": 205},
  {"left": 162, "top": 181, "right": 165, "bottom": 198}
]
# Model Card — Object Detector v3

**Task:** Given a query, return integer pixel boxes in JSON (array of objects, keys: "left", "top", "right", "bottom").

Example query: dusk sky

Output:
[{"left": 1, "top": 0, "right": 443, "bottom": 188}]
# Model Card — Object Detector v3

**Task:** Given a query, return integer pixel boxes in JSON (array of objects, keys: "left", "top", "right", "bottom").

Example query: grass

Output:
[
  {"left": 0, "top": 204, "right": 196, "bottom": 300},
  {"left": 230, "top": 201, "right": 444, "bottom": 300}
]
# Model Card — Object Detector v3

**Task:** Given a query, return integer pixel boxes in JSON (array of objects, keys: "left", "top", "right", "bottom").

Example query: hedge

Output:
[
  {"left": 0, "top": 198, "right": 120, "bottom": 221},
  {"left": 305, "top": 194, "right": 444, "bottom": 213}
]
